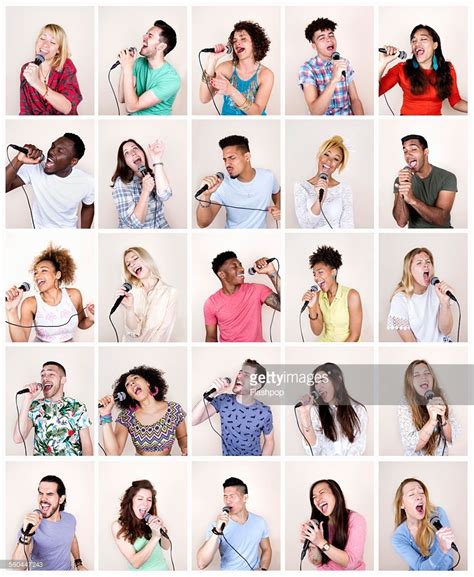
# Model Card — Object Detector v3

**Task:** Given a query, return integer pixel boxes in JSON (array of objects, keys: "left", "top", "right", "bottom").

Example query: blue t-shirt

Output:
[
  {"left": 206, "top": 512, "right": 269, "bottom": 570},
  {"left": 211, "top": 169, "right": 279, "bottom": 228},
  {"left": 17, "top": 511, "right": 76, "bottom": 570},
  {"left": 391, "top": 506, "right": 455, "bottom": 571},
  {"left": 210, "top": 394, "right": 273, "bottom": 456}
]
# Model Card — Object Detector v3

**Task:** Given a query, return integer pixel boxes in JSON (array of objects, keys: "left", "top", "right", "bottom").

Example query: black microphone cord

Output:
[
  {"left": 320, "top": 204, "right": 332, "bottom": 229},
  {"left": 15, "top": 394, "right": 29, "bottom": 456},
  {"left": 196, "top": 195, "right": 279, "bottom": 228},
  {"left": 294, "top": 405, "right": 314, "bottom": 456},
  {"left": 5, "top": 307, "right": 88, "bottom": 330},
  {"left": 299, "top": 309, "right": 306, "bottom": 343},
  {"left": 211, "top": 528, "right": 256, "bottom": 570},
  {"left": 455, "top": 300, "right": 461, "bottom": 343},
  {"left": 98, "top": 442, "right": 108, "bottom": 456},
  {"left": 163, "top": 533, "right": 175, "bottom": 571},
  {"left": 6, "top": 145, "right": 36, "bottom": 229},
  {"left": 108, "top": 67, "right": 121, "bottom": 115},
  {"left": 450, "top": 548, "right": 461, "bottom": 570},
  {"left": 383, "top": 93, "right": 396, "bottom": 116},
  {"left": 202, "top": 396, "right": 230, "bottom": 455},
  {"left": 109, "top": 313, "right": 120, "bottom": 343},
  {"left": 198, "top": 50, "right": 221, "bottom": 116}
]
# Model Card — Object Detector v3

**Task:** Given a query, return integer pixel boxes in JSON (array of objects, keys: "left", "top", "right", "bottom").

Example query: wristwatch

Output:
[{"left": 321, "top": 541, "right": 330, "bottom": 552}]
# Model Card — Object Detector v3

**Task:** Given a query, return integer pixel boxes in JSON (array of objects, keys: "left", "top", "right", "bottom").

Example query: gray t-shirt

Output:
[{"left": 393, "top": 164, "right": 457, "bottom": 228}]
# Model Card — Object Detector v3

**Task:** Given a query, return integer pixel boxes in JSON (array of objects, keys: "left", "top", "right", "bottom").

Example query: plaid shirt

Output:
[
  {"left": 112, "top": 175, "right": 171, "bottom": 229},
  {"left": 299, "top": 54, "right": 354, "bottom": 115},
  {"left": 20, "top": 58, "right": 82, "bottom": 115}
]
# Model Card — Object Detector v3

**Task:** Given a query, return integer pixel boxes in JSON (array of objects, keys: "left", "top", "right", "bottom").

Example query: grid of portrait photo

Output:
[{"left": 1, "top": 1, "right": 473, "bottom": 574}]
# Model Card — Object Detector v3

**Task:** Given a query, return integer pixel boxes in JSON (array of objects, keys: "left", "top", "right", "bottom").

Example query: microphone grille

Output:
[
  {"left": 424, "top": 389, "right": 435, "bottom": 401},
  {"left": 399, "top": 50, "right": 407, "bottom": 60},
  {"left": 224, "top": 377, "right": 231, "bottom": 384},
  {"left": 216, "top": 171, "right": 225, "bottom": 180},
  {"left": 310, "top": 284, "right": 320, "bottom": 293},
  {"left": 144, "top": 512, "right": 151, "bottom": 523},
  {"left": 430, "top": 276, "right": 439, "bottom": 287},
  {"left": 20, "top": 281, "right": 31, "bottom": 292},
  {"left": 116, "top": 391, "right": 127, "bottom": 401},
  {"left": 319, "top": 173, "right": 329, "bottom": 182},
  {"left": 226, "top": 44, "right": 233, "bottom": 54},
  {"left": 34, "top": 54, "right": 45, "bottom": 64},
  {"left": 222, "top": 506, "right": 230, "bottom": 513},
  {"left": 331, "top": 51, "right": 341, "bottom": 61},
  {"left": 123, "top": 282, "right": 133, "bottom": 292},
  {"left": 137, "top": 165, "right": 147, "bottom": 176}
]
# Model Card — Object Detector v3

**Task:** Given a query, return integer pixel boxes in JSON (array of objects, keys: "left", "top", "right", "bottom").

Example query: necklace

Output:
[{"left": 39, "top": 64, "right": 50, "bottom": 85}]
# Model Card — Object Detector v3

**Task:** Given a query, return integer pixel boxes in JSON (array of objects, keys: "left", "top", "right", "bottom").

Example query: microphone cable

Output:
[
  {"left": 6, "top": 145, "right": 36, "bottom": 228},
  {"left": 455, "top": 300, "right": 461, "bottom": 343},
  {"left": 383, "top": 93, "right": 395, "bottom": 116},
  {"left": 267, "top": 258, "right": 280, "bottom": 343},
  {"left": 163, "top": 531, "right": 175, "bottom": 571},
  {"left": 15, "top": 394, "right": 29, "bottom": 456},
  {"left": 202, "top": 395, "right": 230, "bottom": 455},
  {"left": 109, "top": 312, "right": 120, "bottom": 343},
  {"left": 211, "top": 526, "right": 256, "bottom": 570},
  {"left": 196, "top": 194, "right": 279, "bottom": 229},
  {"left": 293, "top": 404, "right": 314, "bottom": 456},
  {"left": 5, "top": 306, "right": 88, "bottom": 330},
  {"left": 108, "top": 67, "right": 121, "bottom": 115},
  {"left": 320, "top": 204, "right": 332, "bottom": 229},
  {"left": 198, "top": 50, "right": 221, "bottom": 116}
]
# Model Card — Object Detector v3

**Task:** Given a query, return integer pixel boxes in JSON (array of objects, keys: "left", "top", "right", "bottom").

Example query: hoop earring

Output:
[{"left": 432, "top": 54, "right": 438, "bottom": 71}]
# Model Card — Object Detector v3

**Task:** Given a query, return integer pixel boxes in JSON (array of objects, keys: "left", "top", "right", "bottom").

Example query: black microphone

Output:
[
  {"left": 21, "top": 55, "right": 45, "bottom": 87},
  {"left": 218, "top": 506, "right": 230, "bottom": 533},
  {"left": 98, "top": 391, "right": 126, "bottom": 408},
  {"left": 379, "top": 47, "right": 407, "bottom": 60},
  {"left": 195, "top": 172, "right": 225, "bottom": 199},
  {"left": 9, "top": 145, "right": 45, "bottom": 163},
  {"left": 111, "top": 47, "right": 137, "bottom": 70},
  {"left": 24, "top": 509, "right": 43, "bottom": 536},
  {"left": 5, "top": 281, "right": 30, "bottom": 302},
  {"left": 201, "top": 44, "right": 232, "bottom": 54},
  {"left": 424, "top": 389, "right": 443, "bottom": 427},
  {"left": 248, "top": 257, "right": 276, "bottom": 276},
  {"left": 331, "top": 51, "right": 346, "bottom": 78},
  {"left": 110, "top": 282, "right": 133, "bottom": 315},
  {"left": 295, "top": 390, "right": 319, "bottom": 409},
  {"left": 203, "top": 377, "right": 231, "bottom": 400},
  {"left": 144, "top": 513, "right": 170, "bottom": 539},
  {"left": 301, "top": 519, "right": 320, "bottom": 560},
  {"left": 430, "top": 513, "right": 458, "bottom": 552},
  {"left": 318, "top": 173, "right": 329, "bottom": 202},
  {"left": 17, "top": 383, "right": 43, "bottom": 395},
  {"left": 137, "top": 164, "right": 148, "bottom": 177},
  {"left": 301, "top": 284, "right": 320, "bottom": 313},
  {"left": 430, "top": 277, "right": 457, "bottom": 303}
]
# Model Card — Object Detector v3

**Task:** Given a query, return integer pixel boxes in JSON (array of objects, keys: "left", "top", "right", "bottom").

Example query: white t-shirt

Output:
[{"left": 17, "top": 162, "right": 94, "bottom": 228}]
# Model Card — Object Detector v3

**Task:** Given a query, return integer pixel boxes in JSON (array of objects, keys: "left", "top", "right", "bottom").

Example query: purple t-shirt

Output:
[
  {"left": 210, "top": 394, "right": 273, "bottom": 455},
  {"left": 203, "top": 283, "right": 272, "bottom": 342},
  {"left": 17, "top": 511, "right": 76, "bottom": 570}
]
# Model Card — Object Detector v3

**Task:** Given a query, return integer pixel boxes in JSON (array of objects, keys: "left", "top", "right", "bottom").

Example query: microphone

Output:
[
  {"left": 111, "top": 47, "right": 137, "bottom": 70},
  {"left": 194, "top": 172, "right": 225, "bottom": 199},
  {"left": 318, "top": 173, "right": 329, "bottom": 202},
  {"left": 331, "top": 51, "right": 346, "bottom": 78},
  {"left": 201, "top": 44, "right": 232, "bottom": 54},
  {"left": 301, "top": 519, "right": 320, "bottom": 560},
  {"left": 17, "top": 383, "right": 43, "bottom": 395},
  {"left": 33, "top": 54, "right": 45, "bottom": 66},
  {"left": 98, "top": 391, "right": 126, "bottom": 408},
  {"left": 218, "top": 506, "right": 230, "bottom": 533},
  {"left": 203, "top": 377, "right": 231, "bottom": 400},
  {"left": 24, "top": 509, "right": 43, "bottom": 536},
  {"left": 9, "top": 145, "right": 45, "bottom": 163},
  {"left": 424, "top": 389, "right": 434, "bottom": 402},
  {"left": 301, "top": 284, "right": 320, "bottom": 313},
  {"left": 110, "top": 282, "right": 133, "bottom": 315},
  {"left": 5, "top": 281, "right": 30, "bottom": 302},
  {"left": 248, "top": 257, "right": 276, "bottom": 276},
  {"left": 295, "top": 390, "right": 319, "bottom": 409},
  {"left": 144, "top": 513, "right": 170, "bottom": 539},
  {"left": 430, "top": 513, "right": 458, "bottom": 552},
  {"left": 378, "top": 47, "right": 407, "bottom": 60},
  {"left": 137, "top": 164, "right": 148, "bottom": 177},
  {"left": 430, "top": 277, "right": 457, "bottom": 303}
]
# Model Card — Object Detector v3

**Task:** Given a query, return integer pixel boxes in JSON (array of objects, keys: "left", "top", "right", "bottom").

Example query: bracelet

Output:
[
  {"left": 42, "top": 85, "right": 49, "bottom": 98},
  {"left": 74, "top": 558, "right": 83, "bottom": 567},
  {"left": 237, "top": 97, "right": 252, "bottom": 112},
  {"left": 201, "top": 70, "right": 213, "bottom": 83},
  {"left": 99, "top": 414, "right": 113, "bottom": 425},
  {"left": 308, "top": 312, "right": 318, "bottom": 321},
  {"left": 199, "top": 201, "right": 211, "bottom": 208},
  {"left": 153, "top": 162, "right": 164, "bottom": 166},
  {"left": 19, "top": 535, "right": 32, "bottom": 545},
  {"left": 268, "top": 271, "right": 278, "bottom": 279}
]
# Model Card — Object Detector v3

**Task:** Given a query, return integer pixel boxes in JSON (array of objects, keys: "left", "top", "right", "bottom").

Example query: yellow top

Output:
[{"left": 318, "top": 284, "right": 354, "bottom": 342}]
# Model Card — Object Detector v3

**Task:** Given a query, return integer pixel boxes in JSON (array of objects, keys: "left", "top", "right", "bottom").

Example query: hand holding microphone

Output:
[
  {"left": 331, "top": 52, "right": 347, "bottom": 80},
  {"left": 144, "top": 513, "right": 169, "bottom": 538},
  {"left": 396, "top": 166, "right": 414, "bottom": 203},
  {"left": 316, "top": 173, "right": 329, "bottom": 204},
  {"left": 248, "top": 257, "right": 276, "bottom": 276},
  {"left": 203, "top": 377, "right": 232, "bottom": 400},
  {"left": 22, "top": 509, "right": 43, "bottom": 537},
  {"left": 431, "top": 276, "right": 457, "bottom": 304},
  {"left": 201, "top": 43, "right": 232, "bottom": 56},
  {"left": 17, "top": 383, "right": 43, "bottom": 398},
  {"left": 215, "top": 506, "right": 230, "bottom": 534},
  {"left": 430, "top": 514, "right": 458, "bottom": 553},
  {"left": 10, "top": 144, "right": 44, "bottom": 165},
  {"left": 301, "top": 285, "right": 320, "bottom": 313},
  {"left": 5, "top": 282, "right": 30, "bottom": 307},
  {"left": 110, "top": 283, "right": 133, "bottom": 315},
  {"left": 379, "top": 46, "right": 407, "bottom": 60},
  {"left": 98, "top": 391, "right": 126, "bottom": 411},
  {"left": 195, "top": 172, "right": 224, "bottom": 200},
  {"left": 115, "top": 47, "right": 137, "bottom": 70}
]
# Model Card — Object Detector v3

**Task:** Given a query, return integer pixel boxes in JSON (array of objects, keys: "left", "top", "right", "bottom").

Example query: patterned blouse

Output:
[
  {"left": 28, "top": 396, "right": 91, "bottom": 456},
  {"left": 294, "top": 181, "right": 354, "bottom": 229},
  {"left": 20, "top": 58, "right": 82, "bottom": 115},
  {"left": 116, "top": 401, "right": 186, "bottom": 455}
]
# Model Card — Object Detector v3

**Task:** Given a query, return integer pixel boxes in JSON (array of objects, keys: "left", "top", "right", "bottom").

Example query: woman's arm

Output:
[
  {"left": 111, "top": 521, "right": 161, "bottom": 569},
  {"left": 212, "top": 66, "right": 274, "bottom": 115},
  {"left": 345, "top": 289, "right": 362, "bottom": 342},
  {"left": 438, "top": 302, "right": 453, "bottom": 337},
  {"left": 69, "top": 289, "right": 94, "bottom": 330},
  {"left": 175, "top": 420, "right": 187, "bottom": 455},
  {"left": 101, "top": 421, "right": 129, "bottom": 456},
  {"left": 199, "top": 54, "right": 229, "bottom": 103},
  {"left": 6, "top": 295, "right": 35, "bottom": 342},
  {"left": 340, "top": 184, "right": 354, "bottom": 228}
]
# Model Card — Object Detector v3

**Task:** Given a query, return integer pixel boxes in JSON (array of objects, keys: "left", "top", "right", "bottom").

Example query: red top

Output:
[
  {"left": 19, "top": 58, "right": 83, "bottom": 115},
  {"left": 379, "top": 62, "right": 461, "bottom": 115}
]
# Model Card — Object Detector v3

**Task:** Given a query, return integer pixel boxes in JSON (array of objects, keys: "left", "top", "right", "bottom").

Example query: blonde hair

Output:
[
  {"left": 317, "top": 135, "right": 349, "bottom": 173},
  {"left": 394, "top": 478, "right": 436, "bottom": 557},
  {"left": 36, "top": 24, "right": 70, "bottom": 71},
  {"left": 392, "top": 247, "right": 434, "bottom": 299},
  {"left": 404, "top": 360, "right": 449, "bottom": 456},
  {"left": 122, "top": 247, "right": 160, "bottom": 287}
]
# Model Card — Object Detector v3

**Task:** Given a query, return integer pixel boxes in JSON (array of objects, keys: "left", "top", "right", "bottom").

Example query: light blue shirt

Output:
[
  {"left": 391, "top": 507, "right": 455, "bottom": 571},
  {"left": 211, "top": 169, "right": 279, "bottom": 228},
  {"left": 206, "top": 511, "right": 269, "bottom": 570}
]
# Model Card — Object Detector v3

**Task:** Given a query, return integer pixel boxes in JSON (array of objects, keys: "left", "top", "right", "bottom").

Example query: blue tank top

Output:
[{"left": 221, "top": 64, "right": 267, "bottom": 115}]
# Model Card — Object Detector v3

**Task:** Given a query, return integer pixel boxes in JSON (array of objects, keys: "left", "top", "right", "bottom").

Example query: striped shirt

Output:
[
  {"left": 299, "top": 54, "right": 354, "bottom": 116},
  {"left": 112, "top": 175, "right": 171, "bottom": 229}
]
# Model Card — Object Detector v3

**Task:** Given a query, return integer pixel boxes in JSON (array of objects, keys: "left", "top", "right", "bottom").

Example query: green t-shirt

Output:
[
  {"left": 131, "top": 57, "right": 181, "bottom": 116},
  {"left": 393, "top": 164, "right": 457, "bottom": 228},
  {"left": 128, "top": 537, "right": 168, "bottom": 571}
]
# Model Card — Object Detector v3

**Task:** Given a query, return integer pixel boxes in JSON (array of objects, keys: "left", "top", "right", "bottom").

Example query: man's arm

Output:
[
  {"left": 407, "top": 190, "right": 456, "bottom": 227},
  {"left": 205, "top": 324, "right": 218, "bottom": 342},
  {"left": 13, "top": 399, "right": 34, "bottom": 444},
  {"left": 192, "top": 397, "right": 217, "bottom": 426},
  {"left": 261, "top": 431, "right": 274, "bottom": 456},
  {"left": 80, "top": 203, "right": 94, "bottom": 229},
  {"left": 264, "top": 270, "right": 280, "bottom": 312},
  {"left": 302, "top": 60, "right": 346, "bottom": 115},
  {"left": 79, "top": 428, "right": 93, "bottom": 456},
  {"left": 70, "top": 534, "right": 87, "bottom": 570},
  {"left": 259, "top": 537, "right": 272, "bottom": 570},
  {"left": 196, "top": 534, "right": 221, "bottom": 570},
  {"left": 6, "top": 157, "right": 26, "bottom": 192},
  {"left": 348, "top": 81, "right": 364, "bottom": 115},
  {"left": 392, "top": 190, "right": 409, "bottom": 227}
]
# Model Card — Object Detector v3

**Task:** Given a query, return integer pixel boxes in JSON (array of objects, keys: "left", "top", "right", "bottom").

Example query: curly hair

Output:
[
  {"left": 304, "top": 18, "right": 337, "bottom": 43},
  {"left": 113, "top": 365, "right": 168, "bottom": 409},
  {"left": 30, "top": 243, "right": 77, "bottom": 286},
  {"left": 117, "top": 480, "right": 157, "bottom": 544},
  {"left": 229, "top": 21, "right": 270, "bottom": 64},
  {"left": 218, "top": 135, "right": 250, "bottom": 154},
  {"left": 211, "top": 251, "right": 238, "bottom": 275},
  {"left": 404, "top": 25, "right": 453, "bottom": 101},
  {"left": 309, "top": 246, "right": 343, "bottom": 270}
]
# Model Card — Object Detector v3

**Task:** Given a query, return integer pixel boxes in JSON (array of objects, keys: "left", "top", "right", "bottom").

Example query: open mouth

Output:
[
  {"left": 133, "top": 266, "right": 143, "bottom": 276},
  {"left": 133, "top": 386, "right": 143, "bottom": 395},
  {"left": 416, "top": 504, "right": 424, "bottom": 515},
  {"left": 415, "top": 48, "right": 425, "bottom": 58},
  {"left": 45, "top": 156, "right": 55, "bottom": 167},
  {"left": 318, "top": 502, "right": 329, "bottom": 515},
  {"left": 40, "top": 503, "right": 51, "bottom": 514},
  {"left": 43, "top": 384, "right": 53, "bottom": 393},
  {"left": 423, "top": 271, "right": 430, "bottom": 283},
  {"left": 409, "top": 160, "right": 417, "bottom": 169},
  {"left": 236, "top": 47, "right": 245, "bottom": 54},
  {"left": 36, "top": 279, "right": 46, "bottom": 288}
]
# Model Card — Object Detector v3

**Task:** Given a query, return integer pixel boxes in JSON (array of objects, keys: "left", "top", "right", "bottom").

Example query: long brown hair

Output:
[
  {"left": 404, "top": 360, "right": 449, "bottom": 455},
  {"left": 394, "top": 478, "right": 436, "bottom": 556},
  {"left": 111, "top": 139, "right": 154, "bottom": 186},
  {"left": 311, "top": 363, "right": 366, "bottom": 443},
  {"left": 117, "top": 480, "right": 157, "bottom": 544}
]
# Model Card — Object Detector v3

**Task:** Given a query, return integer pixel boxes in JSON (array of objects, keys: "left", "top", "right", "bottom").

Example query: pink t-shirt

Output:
[
  {"left": 203, "top": 283, "right": 272, "bottom": 342},
  {"left": 317, "top": 510, "right": 366, "bottom": 571}
]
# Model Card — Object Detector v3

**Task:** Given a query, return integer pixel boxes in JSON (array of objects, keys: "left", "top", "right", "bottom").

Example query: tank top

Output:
[
  {"left": 221, "top": 64, "right": 267, "bottom": 115},
  {"left": 318, "top": 285, "right": 354, "bottom": 342},
  {"left": 129, "top": 537, "right": 168, "bottom": 571},
  {"left": 34, "top": 288, "right": 79, "bottom": 342}
]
